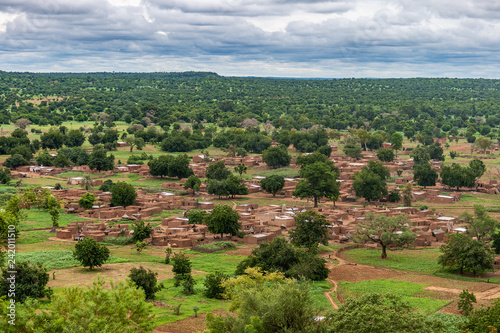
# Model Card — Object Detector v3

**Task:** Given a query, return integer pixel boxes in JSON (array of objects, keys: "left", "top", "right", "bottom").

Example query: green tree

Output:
[
  {"left": 329, "top": 293, "right": 444, "bottom": 333},
  {"left": 475, "top": 135, "right": 493, "bottom": 155},
  {"left": 53, "top": 153, "right": 71, "bottom": 168},
  {"left": 459, "top": 204, "right": 499, "bottom": 242},
  {"left": 186, "top": 209, "right": 207, "bottom": 224},
  {"left": 4, "top": 154, "right": 29, "bottom": 169},
  {"left": 64, "top": 129, "right": 86, "bottom": 147},
  {"left": 0, "top": 262, "right": 52, "bottom": 303},
  {"left": 390, "top": 132, "right": 403, "bottom": 157},
  {"left": 353, "top": 214, "right": 416, "bottom": 259},
  {"left": 410, "top": 146, "right": 430, "bottom": 165},
  {"left": 289, "top": 210, "right": 329, "bottom": 252},
  {"left": 78, "top": 193, "right": 96, "bottom": 210},
  {"left": 462, "top": 298, "right": 500, "bottom": 333},
  {"left": 367, "top": 160, "right": 390, "bottom": 180},
  {"left": 469, "top": 158, "right": 486, "bottom": 189},
  {"left": 356, "top": 128, "right": 371, "bottom": 151},
  {"left": 88, "top": 145, "right": 114, "bottom": 171},
  {"left": 427, "top": 143, "right": 445, "bottom": 161},
  {"left": 494, "top": 231, "right": 500, "bottom": 255},
  {"left": 262, "top": 146, "right": 291, "bottom": 169},
  {"left": 438, "top": 233, "right": 494, "bottom": 274},
  {"left": 148, "top": 155, "right": 172, "bottom": 178},
  {"left": 377, "top": 147, "right": 395, "bottom": 162},
  {"left": 293, "top": 162, "right": 340, "bottom": 207},
  {"left": 80, "top": 175, "right": 95, "bottom": 191},
  {"left": 0, "top": 276, "right": 155, "bottom": 333},
  {"left": 171, "top": 252, "right": 193, "bottom": 287},
  {"left": 99, "top": 179, "right": 114, "bottom": 192},
  {"left": 234, "top": 163, "right": 247, "bottom": 177},
  {"left": 458, "top": 289, "right": 477, "bottom": 316},
  {"left": 40, "top": 128, "right": 64, "bottom": 150},
  {"left": 413, "top": 163, "right": 438, "bottom": 188},
  {"left": 0, "top": 167, "right": 11, "bottom": 184},
  {"left": 352, "top": 168, "right": 388, "bottom": 202},
  {"left": 204, "top": 271, "right": 228, "bottom": 299},
  {"left": 110, "top": 181, "right": 137, "bottom": 207},
  {"left": 168, "top": 154, "right": 194, "bottom": 179},
  {"left": 184, "top": 174, "right": 201, "bottom": 194},
  {"left": 129, "top": 266, "right": 164, "bottom": 300},
  {"left": 206, "top": 161, "right": 231, "bottom": 180},
  {"left": 204, "top": 205, "right": 241, "bottom": 238},
  {"left": 402, "top": 183, "right": 413, "bottom": 206},
  {"left": 132, "top": 220, "right": 153, "bottom": 242},
  {"left": 343, "top": 135, "right": 362, "bottom": 159},
  {"left": 440, "top": 163, "right": 476, "bottom": 190},
  {"left": 259, "top": 175, "right": 285, "bottom": 197},
  {"left": 73, "top": 237, "right": 110, "bottom": 270}
]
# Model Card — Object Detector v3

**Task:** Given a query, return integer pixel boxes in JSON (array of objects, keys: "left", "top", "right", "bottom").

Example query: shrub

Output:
[
  {"left": 73, "top": 237, "right": 110, "bottom": 270},
  {"left": 132, "top": 220, "right": 153, "bottom": 242},
  {"left": 128, "top": 266, "right": 164, "bottom": 300},
  {"left": 388, "top": 190, "right": 401, "bottom": 202},
  {"left": 204, "top": 271, "right": 228, "bottom": 299},
  {"left": 0, "top": 262, "right": 52, "bottom": 303}
]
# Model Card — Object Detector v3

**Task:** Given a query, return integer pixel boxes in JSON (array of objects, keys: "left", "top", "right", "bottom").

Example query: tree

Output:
[
  {"left": 459, "top": 204, "right": 499, "bottom": 242},
  {"left": 129, "top": 266, "right": 164, "bottom": 300},
  {"left": 132, "top": 220, "right": 153, "bottom": 242},
  {"left": 186, "top": 209, "right": 207, "bottom": 224},
  {"left": 88, "top": 145, "right": 114, "bottom": 171},
  {"left": 204, "top": 205, "right": 241, "bottom": 238},
  {"left": 262, "top": 146, "right": 291, "bottom": 169},
  {"left": 259, "top": 175, "right": 285, "bottom": 197},
  {"left": 64, "top": 129, "right": 86, "bottom": 147},
  {"left": 207, "top": 175, "right": 248, "bottom": 199},
  {"left": 296, "top": 151, "right": 337, "bottom": 172},
  {"left": 205, "top": 280, "right": 321, "bottom": 333},
  {"left": 367, "top": 160, "right": 390, "bottom": 180},
  {"left": 168, "top": 154, "right": 194, "bottom": 179},
  {"left": 343, "top": 135, "right": 362, "bottom": 159},
  {"left": 171, "top": 252, "right": 193, "bottom": 288},
  {"left": 317, "top": 145, "right": 332, "bottom": 157},
  {"left": 80, "top": 175, "right": 95, "bottom": 191},
  {"left": 410, "top": 146, "right": 430, "bottom": 165},
  {"left": 293, "top": 162, "right": 340, "bottom": 207},
  {"left": 53, "top": 153, "right": 71, "bottom": 168},
  {"left": 469, "top": 159, "right": 486, "bottom": 189},
  {"left": 4, "top": 154, "right": 29, "bottom": 169},
  {"left": 427, "top": 143, "right": 445, "bottom": 161},
  {"left": 413, "top": 163, "right": 438, "bottom": 188},
  {"left": 204, "top": 271, "right": 228, "bottom": 299},
  {"left": 234, "top": 163, "right": 247, "bottom": 177},
  {"left": 329, "top": 293, "right": 444, "bottom": 333},
  {"left": 289, "top": 210, "right": 329, "bottom": 251},
  {"left": 353, "top": 214, "right": 417, "bottom": 259},
  {"left": 441, "top": 163, "right": 476, "bottom": 190},
  {"left": 475, "top": 135, "right": 493, "bottom": 155},
  {"left": 352, "top": 168, "right": 387, "bottom": 202},
  {"left": 99, "top": 179, "right": 114, "bottom": 192},
  {"left": 438, "top": 233, "right": 494, "bottom": 275},
  {"left": 184, "top": 174, "right": 201, "bottom": 194},
  {"left": 458, "top": 289, "right": 477, "bottom": 316},
  {"left": 40, "top": 128, "right": 64, "bottom": 150},
  {"left": 0, "top": 167, "right": 11, "bottom": 184},
  {"left": 356, "top": 129, "right": 371, "bottom": 151},
  {"left": 110, "top": 181, "right": 137, "bottom": 207},
  {"left": 0, "top": 277, "right": 155, "bottom": 332},
  {"left": 377, "top": 147, "right": 395, "bottom": 162},
  {"left": 0, "top": 261, "right": 52, "bottom": 303},
  {"left": 148, "top": 155, "right": 172, "bottom": 178},
  {"left": 494, "top": 231, "right": 500, "bottom": 255},
  {"left": 390, "top": 132, "right": 403, "bottom": 157},
  {"left": 15, "top": 118, "right": 31, "bottom": 130},
  {"left": 73, "top": 237, "right": 110, "bottom": 270},
  {"left": 462, "top": 298, "right": 500, "bottom": 333},
  {"left": 206, "top": 161, "right": 231, "bottom": 180},
  {"left": 78, "top": 193, "right": 96, "bottom": 210}
]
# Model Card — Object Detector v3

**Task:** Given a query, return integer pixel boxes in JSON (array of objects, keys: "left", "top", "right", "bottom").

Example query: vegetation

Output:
[
  {"left": 73, "top": 237, "right": 110, "bottom": 270},
  {"left": 110, "top": 181, "right": 137, "bottom": 207},
  {"left": 293, "top": 161, "right": 340, "bottom": 207},
  {"left": 289, "top": 210, "right": 330, "bottom": 252},
  {"left": 204, "top": 205, "right": 241, "bottom": 238},
  {"left": 0, "top": 261, "right": 52, "bottom": 303},
  {"left": 128, "top": 266, "right": 164, "bottom": 300},
  {"left": 259, "top": 175, "right": 285, "bottom": 197}
]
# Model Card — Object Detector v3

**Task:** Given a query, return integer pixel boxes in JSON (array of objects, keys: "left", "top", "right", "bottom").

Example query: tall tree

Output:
[
  {"left": 413, "top": 162, "right": 438, "bottom": 188},
  {"left": 73, "top": 237, "right": 110, "bottom": 270},
  {"left": 459, "top": 204, "right": 499, "bottom": 242},
  {"left": 289, "top": 210, "right": 330, "bottom": 252},
  {"left": 88, "top": 145, "right": 114, "bottom": 172},
  {"left": 204, "top": 205, "right": 241, "bottom": 238},
  {"left": 262, "top": 146, "right": 291, "bottom": 169},
  {"left": 353, "top": 214, "right": 416, "bottom": 259},
  {"left": 352, "top": 167, "right": 388, "bottom": 202},
  {"left": 390, "top": 132, "right": 403, "bottom": 157},
  {"left": 440, "top": 163, "right": 476, "bottom": 191},
  {"left": 260, "top": 175, "right": 285, "bottom": 197},
  {"left": 293, "top": 162, "right": 340, "bottom": 207}
]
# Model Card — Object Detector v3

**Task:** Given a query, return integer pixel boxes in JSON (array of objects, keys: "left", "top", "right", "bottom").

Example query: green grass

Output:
[
  {"left": 337, "top": 279, "right": 450, "bottom": 314},
  {"left": 308, "top": 280, "right": 332, "bottom": 310},
  {"left": 17, "top": 230, "right": 51, "bottom": 244},
  {"left": 190, "top": 253, "right": 245, "bottom": 275},
  {"left": 344, "top": 248, "right": 500, "bottom": 284},
  {"left": 248, "top": 167, "right": 300, "bottom": 178},
  {"left": 19, "top": 209, "right": 92, "bottom": 230},
  {"left": 56, "top": 171, "right": 87, "bottom": 179},
  {"left": 15, "top": 250, "right": 134, "bottom": 270}
]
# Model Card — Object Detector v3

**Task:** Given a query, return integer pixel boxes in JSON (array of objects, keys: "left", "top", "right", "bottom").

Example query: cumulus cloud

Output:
[{"left": 0, "top": 0, "right": 499, "bottom": 77}]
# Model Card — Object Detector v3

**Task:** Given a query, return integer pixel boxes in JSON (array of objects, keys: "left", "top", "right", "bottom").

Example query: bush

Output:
[
  {"left": 0, "top": 262, "right": 52, "bottom": 303},
  {"left": 78, "top": 193, "right": 96, "bottom": 210},
  {"left": 73, "top": 237, "right": 110, "bottom": 270},
  {"left": 388, "top": 190, "right": 401, "bottom": 202},
  {"left": 191, "top": 241, "right": 235, "bottom": 253},
  {"left": 204, "top": 271, "right": 228, "bottom": 299},
  {"left": 172, "top": 252, "right": 192, "bottom": 287},
  {"left": 132, "top": 220, "right": 153, "bottom": 242},
  {"left": 128, "top": 266, "right": 164, "bottom": 300},
  {"left": 99, "top": 179, "right": 114, "bottom": 192}
]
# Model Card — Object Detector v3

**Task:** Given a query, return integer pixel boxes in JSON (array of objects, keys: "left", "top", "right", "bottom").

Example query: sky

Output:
[{"left": 0, "top": 0, "right": 499, "bottom": 78}]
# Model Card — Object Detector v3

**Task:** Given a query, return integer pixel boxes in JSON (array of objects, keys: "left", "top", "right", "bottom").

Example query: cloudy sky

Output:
[{"left": 0, "top": 0, "right": 499, "bottom": 77}]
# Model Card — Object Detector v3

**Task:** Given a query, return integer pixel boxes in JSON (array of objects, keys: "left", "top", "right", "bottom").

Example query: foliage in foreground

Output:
[
  {"left": 0, "top": 261, "right": 52, "bottom": 303},
  {"left": 129, "top": 266, "right": 164, "bottom": 300},
  {"left": 0, "top": 277, "right": 155, "bottom": 332}
]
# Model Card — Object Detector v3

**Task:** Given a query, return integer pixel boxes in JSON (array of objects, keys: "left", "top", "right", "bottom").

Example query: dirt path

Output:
[{"left": 424, "top": 286, "right": 500, "bottom": 300}]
